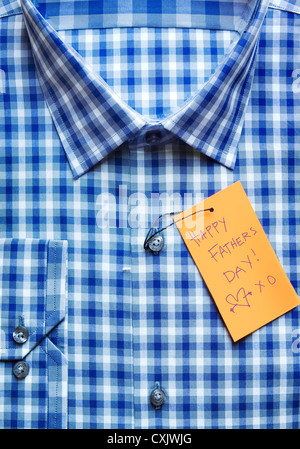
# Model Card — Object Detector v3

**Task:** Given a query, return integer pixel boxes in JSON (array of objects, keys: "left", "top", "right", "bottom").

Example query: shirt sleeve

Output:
[{"left": 0, "top": 239, "right": 68, "bottom": 429}]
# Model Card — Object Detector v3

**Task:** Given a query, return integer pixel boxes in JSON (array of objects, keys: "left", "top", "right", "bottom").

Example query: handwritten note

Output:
[{"left": 173, "top": 181, "right": 300, "bottom": 342}]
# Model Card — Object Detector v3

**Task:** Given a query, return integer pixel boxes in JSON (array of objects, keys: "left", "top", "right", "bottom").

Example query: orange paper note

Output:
[{"left": 173, "top": 181, "right": 300, "bottom": 342}]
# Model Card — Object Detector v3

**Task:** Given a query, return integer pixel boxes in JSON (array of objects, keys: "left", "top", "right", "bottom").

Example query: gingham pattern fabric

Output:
[
  {"left": 0, "top": 239, "right": 68, "bottom": 428},
  {"left": 0, "top": 0, "right": 299, "bottom": 429},
  {"left": 28, "top": 0, "right": 253, "bottom": 31}
]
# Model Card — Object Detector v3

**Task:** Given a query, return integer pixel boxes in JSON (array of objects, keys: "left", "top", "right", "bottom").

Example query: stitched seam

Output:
[
  {"left": 40, "top": 343, "right": 59, "bottom": 429},
  {"left": 0, "top": 11, "right": 22, "bottom": 19},
  {"left": 269, "top": 4, "right": 300, "bottom": 15},
  {"left": 53, "top": 242, "right": 57, "bottom": 316}
]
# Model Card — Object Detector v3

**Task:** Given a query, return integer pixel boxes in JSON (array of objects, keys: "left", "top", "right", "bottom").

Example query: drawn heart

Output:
[{"left": 226, "top": 288, "right": 252, "bottom": 313}]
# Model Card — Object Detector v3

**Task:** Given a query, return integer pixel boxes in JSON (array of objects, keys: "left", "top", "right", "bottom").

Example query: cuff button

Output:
[
  {"left": 13, "top": 361, "right": 29, "bottom": 380},
  {"left": 13, "top": 326, "right": 29, "bottom": 344}
]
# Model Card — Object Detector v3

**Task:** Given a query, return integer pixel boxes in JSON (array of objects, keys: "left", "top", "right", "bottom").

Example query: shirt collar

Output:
[{"left": 20, "top": 0, "right": 270, "bottom": 179}]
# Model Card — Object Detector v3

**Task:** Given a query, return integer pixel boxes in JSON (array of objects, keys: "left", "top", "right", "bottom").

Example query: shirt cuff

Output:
[{"left": 0, "top": 239, "right": 68, "bottom": 429}]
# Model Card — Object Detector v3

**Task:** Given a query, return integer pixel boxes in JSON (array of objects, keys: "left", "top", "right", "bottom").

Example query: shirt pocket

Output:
[{"left": 0, "top": 239, "right": 68, "bottom": 429}]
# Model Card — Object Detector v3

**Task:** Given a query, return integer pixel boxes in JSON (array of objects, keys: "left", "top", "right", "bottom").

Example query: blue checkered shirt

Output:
[{"left": 0, "top": 0, "right": 299, "bottom": 429}]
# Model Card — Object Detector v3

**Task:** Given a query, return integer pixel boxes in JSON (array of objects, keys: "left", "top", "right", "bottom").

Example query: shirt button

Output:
[
  {"left": 12, "top": 326, "right": 29, "bottom": 344},
  {"left": 13, "top": 361, "right": 29, "bottom": 380},
  {"left": 145, "top": 130, "right": 162, "bottom": 144},
  {"left": 150, "top": 387, "right": 166, "bottom": 408},
  {"left": 148, "top": 235, "right": 164, "bottom": 254}
]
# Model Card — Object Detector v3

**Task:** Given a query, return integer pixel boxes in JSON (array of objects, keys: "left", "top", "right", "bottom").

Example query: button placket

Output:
[{"left": 129, "top": 133, "right": 170, "bottom": 425}]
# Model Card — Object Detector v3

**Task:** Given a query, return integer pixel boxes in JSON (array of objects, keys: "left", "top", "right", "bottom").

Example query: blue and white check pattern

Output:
[
  {"left": 20, "top": 0, "right": 269, "bottom": 177},
  {"left": 0, "top": 239, "right": 68, "bottom": 428},
  {"left": 0, "top": 0, "right": 299, "bottom": 429}
]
